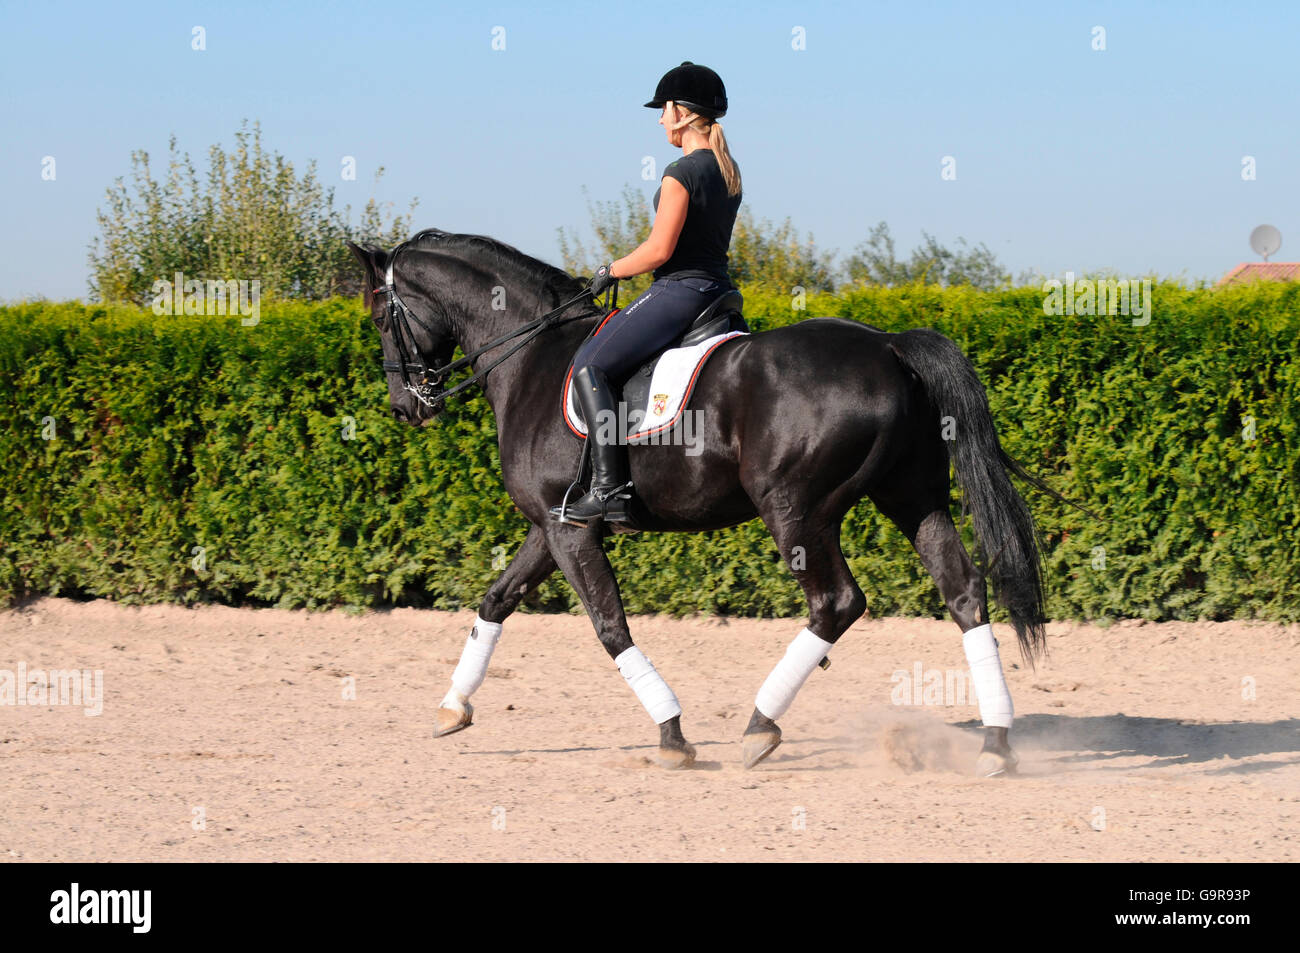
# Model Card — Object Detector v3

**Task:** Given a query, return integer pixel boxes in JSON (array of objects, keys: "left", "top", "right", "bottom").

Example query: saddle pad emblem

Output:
[{"left": 652, "top": 393, "right": 669, "bottom": 416}]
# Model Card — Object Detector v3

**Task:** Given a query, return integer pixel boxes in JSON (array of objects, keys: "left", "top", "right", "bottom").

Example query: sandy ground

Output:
[{"left": 1, "top": 597, "right": 1297, "bottom": 862}]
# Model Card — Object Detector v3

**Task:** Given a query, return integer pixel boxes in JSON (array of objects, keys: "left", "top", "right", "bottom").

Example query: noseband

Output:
[{"left": 373, "top": 243, "right": 599, "bottom": 408}]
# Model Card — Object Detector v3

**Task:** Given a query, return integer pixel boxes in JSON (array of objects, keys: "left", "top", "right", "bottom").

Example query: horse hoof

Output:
[
  {"left": 742, "top": 728, "right": 782, "bottom": 769},
  {"left": 975, "top": 748, "right": 1018, "bottom": 778},
  {"left": 433, "top": 702, "right": 473, "bottom": 738},
  {"left": 655, "top": 743, "right": 696, "bottom": 770}
]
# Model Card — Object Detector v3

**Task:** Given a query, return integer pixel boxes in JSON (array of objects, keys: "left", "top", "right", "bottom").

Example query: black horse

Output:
[{"left": 348, "top": 229, "right": 1058, "bottom": 775}]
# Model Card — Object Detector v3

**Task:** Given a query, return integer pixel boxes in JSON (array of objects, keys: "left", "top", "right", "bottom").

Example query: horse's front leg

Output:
[
  {"left": 434, "top": 522, "right": 556, "bottom": 737},
  {"left": 546, "top": 523, "right": 695, "bottom": 769}
]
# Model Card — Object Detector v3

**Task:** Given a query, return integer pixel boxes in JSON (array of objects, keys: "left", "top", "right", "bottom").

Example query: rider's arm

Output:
[{"left": 610, "top": 176, "right": 689, "bottom": 278}]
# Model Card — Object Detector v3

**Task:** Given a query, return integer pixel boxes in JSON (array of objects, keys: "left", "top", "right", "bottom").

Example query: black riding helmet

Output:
[{"left": 643, "top": 61, "right": 728, "bottom": 119}]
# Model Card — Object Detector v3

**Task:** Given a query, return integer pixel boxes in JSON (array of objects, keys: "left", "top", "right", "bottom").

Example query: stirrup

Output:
[
  {"left": 553, "top": 481, "right": 577, "bottom": 521},
  {"left": 550, "top": 480, "right": 636, "bottom": 526}
]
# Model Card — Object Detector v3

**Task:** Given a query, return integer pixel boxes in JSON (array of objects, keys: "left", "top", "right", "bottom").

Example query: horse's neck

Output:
[
  {"left": 455, "top": 287, "right": 548, "bottom": 356},
  {"left": 451, "top": 280, "right": 595, "bottom": 412},
  {"left": 457, "top": 295, "right": 598, "bottom": 418},
  {"left": 416, "top": 250, "right": 595, "bottom": 409}
]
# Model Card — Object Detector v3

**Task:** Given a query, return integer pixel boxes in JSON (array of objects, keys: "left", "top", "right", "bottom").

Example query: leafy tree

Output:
[
  {"left": 88, "top": 121, "right": 416, "bottom": 304},
  {"left": 728, "top": 209, "right": 838, "bottom": 293},
  {"left": 557, "top": 185, "right": 655, "bottom": 296},
  {"left": 844, "top": 221, "right": 1010, "bottom": 290}
]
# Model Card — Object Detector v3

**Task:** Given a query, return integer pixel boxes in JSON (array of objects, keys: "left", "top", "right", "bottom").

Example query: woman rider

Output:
[{"left": 550, "top": 61, "right": 743, "bottom": 527}]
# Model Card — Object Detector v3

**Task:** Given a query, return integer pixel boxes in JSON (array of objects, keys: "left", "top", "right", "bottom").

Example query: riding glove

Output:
[{"left": 589, "top": 263, "right": 617, "bottom": 297}]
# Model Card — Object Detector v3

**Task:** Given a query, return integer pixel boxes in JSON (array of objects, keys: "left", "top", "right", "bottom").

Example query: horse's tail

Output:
[{"left": 887, "top": 328, "right": 1047, "bottom": 663}]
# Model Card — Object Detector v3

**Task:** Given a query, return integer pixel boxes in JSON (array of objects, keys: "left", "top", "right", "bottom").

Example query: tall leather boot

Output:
[{"left": 550, "top": 365, "right": 635, "bottom": 526}]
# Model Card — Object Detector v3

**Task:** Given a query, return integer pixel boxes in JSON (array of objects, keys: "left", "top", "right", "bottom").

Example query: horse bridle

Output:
[{"left": 373, "top": 242, "right": 606, "bottom": 408}]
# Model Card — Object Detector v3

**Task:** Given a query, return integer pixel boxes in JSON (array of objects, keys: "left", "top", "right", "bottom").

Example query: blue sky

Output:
[{"left": 2, "top": 0, "right": 1298, "bottom": 299}]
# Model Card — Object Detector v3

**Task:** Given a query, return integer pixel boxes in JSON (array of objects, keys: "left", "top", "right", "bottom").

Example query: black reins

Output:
[{"left": 374, "top": 242, "right": 610, "bottom": 408}]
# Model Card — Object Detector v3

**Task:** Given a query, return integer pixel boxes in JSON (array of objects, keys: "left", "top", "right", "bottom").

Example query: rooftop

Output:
[{"left": 1217, "top": 262, "right": 1300, "bottom": 286}]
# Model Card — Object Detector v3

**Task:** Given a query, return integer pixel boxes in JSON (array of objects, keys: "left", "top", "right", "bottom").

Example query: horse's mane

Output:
[{"left": 405, "top": 228, "right": 587, "bottom": 305}]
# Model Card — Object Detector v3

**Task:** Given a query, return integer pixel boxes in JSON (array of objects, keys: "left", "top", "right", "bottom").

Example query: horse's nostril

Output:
[{"left": 392, "top": 407, "right": 409, "bottom": 422}]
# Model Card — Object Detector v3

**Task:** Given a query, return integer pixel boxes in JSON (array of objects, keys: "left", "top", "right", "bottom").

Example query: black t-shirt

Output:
[{"left": 652, "top": 148, "right": 742, "bottom": 285}]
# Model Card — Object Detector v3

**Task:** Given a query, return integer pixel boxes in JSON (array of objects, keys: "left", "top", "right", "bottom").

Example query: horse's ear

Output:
[
  {"left": 346, "top": 241, "right": 388, "bottom": 280},
  {"left": 347, "top": 242, "right": 390, "bottom": 304}
]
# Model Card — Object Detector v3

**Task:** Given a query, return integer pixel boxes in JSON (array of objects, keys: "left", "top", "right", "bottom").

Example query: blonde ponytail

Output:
[
  {"left": 667, "top": 102, "right": 742, "bottom": 197},
  {"left": 707, "top": 121, "right": 742, "bottom": 197}
]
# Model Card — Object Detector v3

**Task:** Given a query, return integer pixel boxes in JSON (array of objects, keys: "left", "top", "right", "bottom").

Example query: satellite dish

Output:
[{"left": 1249, "top": 225, "right": 1282, "bottom": 261}]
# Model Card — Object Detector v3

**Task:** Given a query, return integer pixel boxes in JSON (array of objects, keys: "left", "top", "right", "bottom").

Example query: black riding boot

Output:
[{"left": 550, "top": 366, "right": 635, "bottom": 526}]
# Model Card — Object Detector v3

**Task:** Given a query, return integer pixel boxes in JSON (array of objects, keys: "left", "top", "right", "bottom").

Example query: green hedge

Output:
[{"left": 2, "top": 282, "right": 1297, "bottom": 622}]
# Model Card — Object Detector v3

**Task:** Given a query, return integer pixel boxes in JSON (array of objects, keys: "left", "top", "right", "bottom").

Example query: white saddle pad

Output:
[{"left": 563, "top": 330, "right": 748, "bottom": 439}]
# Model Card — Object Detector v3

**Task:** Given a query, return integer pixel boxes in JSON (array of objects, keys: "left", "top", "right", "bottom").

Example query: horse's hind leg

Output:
[
  {"left": 434, "top": 522, "right": 556, "bottom": 738},
  {"left": 545, "top": 522, "right": 695, "bottom": 769},
  {"left": 743, "top": 510, "right": 867, "bottom": 769},
  {"left": 870, "top": 488, "right": 1018, "bottom": 778}
]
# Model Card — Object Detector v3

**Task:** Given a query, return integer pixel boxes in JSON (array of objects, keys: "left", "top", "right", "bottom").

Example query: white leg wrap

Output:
[
  {"left": 445, "top": 616, "right": 503, "bottom": 703},
  {"left": 962, "top": 622, "right": 1014, "bottom": 728},
  {"left": 755, "top": 627, "right": 834, "bottom": 720},
  {"left": 614, "top": 646, "right": 682, "bottom": 725}
]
